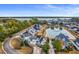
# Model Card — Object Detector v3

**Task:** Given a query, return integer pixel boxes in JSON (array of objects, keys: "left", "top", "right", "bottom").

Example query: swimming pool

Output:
[{"left": 46, "top": 28, "right": 76, "bottom": 39}]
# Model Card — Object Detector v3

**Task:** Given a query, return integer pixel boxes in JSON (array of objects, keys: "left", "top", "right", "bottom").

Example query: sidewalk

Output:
[{"left": 48, "top": 39, "right": 55, "bottom": 54}]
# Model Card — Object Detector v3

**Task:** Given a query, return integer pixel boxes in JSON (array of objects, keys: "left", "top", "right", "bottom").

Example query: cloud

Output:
[
  {"left": 46, "top": 4, "right": 58, "bottom": 8},
  {"left": 45, "top": 4, "right": 79, "bottom": 16},
  {"left": 42, "top": 4, "right": 61, "bottom": 10},
  {"left": 1, "top": 4, "right": 79, "bottom": 16},
  {"left": 64, "top": 7, "right": 79, "bottom": 16}
]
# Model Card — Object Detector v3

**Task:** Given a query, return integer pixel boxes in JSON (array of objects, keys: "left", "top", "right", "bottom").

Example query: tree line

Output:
[{"left": 0, "top": 18, "right": 38, "bottom": 42}]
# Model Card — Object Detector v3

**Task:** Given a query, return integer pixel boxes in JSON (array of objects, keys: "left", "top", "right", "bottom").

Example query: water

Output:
[{"left": 46, "top": 28, "right": 76, "bottom": 39}]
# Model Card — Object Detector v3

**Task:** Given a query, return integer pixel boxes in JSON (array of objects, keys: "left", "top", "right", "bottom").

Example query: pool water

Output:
[{"left": 46, "top": 28, "right": 76, "bottom": 39}]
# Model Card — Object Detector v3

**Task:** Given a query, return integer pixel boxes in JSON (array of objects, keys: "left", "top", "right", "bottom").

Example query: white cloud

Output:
[
  {"left": 42, "top": 4, "right": 61, "bottom": 10},
  {"left": 46, "top": 4, "right": 58, "bottom": 8},
  {"left": 64, "top": 7, "right": 79, "bottom": 16}
]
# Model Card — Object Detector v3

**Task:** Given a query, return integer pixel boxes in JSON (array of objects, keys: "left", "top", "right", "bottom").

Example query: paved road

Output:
[
  {"left": 3, "top": 38, "right": 20, "bottom": 54},
  {"left": 2, "top": 28, "right": 29, "bottom": 54}
]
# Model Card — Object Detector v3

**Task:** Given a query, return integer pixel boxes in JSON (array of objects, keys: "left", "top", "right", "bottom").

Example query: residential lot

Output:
[{"left": 0, "top": 17, "right": 79, "bottom": 54}]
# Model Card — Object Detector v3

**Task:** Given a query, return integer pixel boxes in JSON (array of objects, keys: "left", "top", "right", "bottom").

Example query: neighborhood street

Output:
[{"left": 2, "top": 28, "right": 28, "bottom": 54}]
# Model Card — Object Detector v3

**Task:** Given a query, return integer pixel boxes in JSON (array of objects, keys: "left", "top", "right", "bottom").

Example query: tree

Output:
[
  {"left": 32, "top": 18, "right": 38, "bottom": 24},
  {"left": 29, "top": 18, "right": 38, "bottom": 25},
  {"left": 72, "top": 18, "right": 79, "bottom": 22},
  {"left": 59, "top": 27, "right": 62, "bottom": 30},
  {"left": 53, "top": 40, "right": 62, "bottom": 52},
  {"left": 0, "top": 18, "right": 38, "bottom": 43},
  {"left": 22, "top": 20, "right": 29, "bottom": 28},
  {"left": 0, "top": 33, "right": 7, "bottom": 42},
  {"left": 0, "top": 42, "right": 2, "bottom": 48},
  {"left": 0, "top": 25, "right": 3, "bottom": 32},
  {"left": 42, "top": 42, "right": 49, "bottom": 54},
  {"left": 24, "top": 40, "right": 29, "bottom": 46},
  {"left": 59, "top": 22, "right": 63, "bottom": 26}
]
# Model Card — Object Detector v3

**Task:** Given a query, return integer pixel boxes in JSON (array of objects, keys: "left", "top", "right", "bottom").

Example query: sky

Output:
[{"left": 0, "top": 4, "right": 79, "bottom": 16}]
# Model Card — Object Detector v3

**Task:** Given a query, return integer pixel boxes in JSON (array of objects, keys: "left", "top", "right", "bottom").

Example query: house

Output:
[
  {"left": 55, "top": 33, "right": 72, "bottom": 49},
  {"left": 33, "top": 24, "right": 40, "bottom": 30},
  {"left": 76, "top": 28, "right": 79, "bottom": 33},
  {"left": 55, "top": 33, "right": 69, "bottom": 42},
  {"left": 74, "top": 38, "right": 79, "bottom": 47},
  {"left": 20, "top": 24, "right": 46, "bottom": 46}
]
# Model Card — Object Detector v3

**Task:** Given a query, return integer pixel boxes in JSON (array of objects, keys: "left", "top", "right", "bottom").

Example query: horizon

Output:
[{"left": 0, "top": 16, "right": 79, "bottom": 18}]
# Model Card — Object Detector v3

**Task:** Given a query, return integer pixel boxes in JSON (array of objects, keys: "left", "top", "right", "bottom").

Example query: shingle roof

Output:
[
  {"left": 75, "top": 38, "right": 79, "bottom": 43},
  {"left": 56, "top": 33, "right": 69, "bottom": 42}
]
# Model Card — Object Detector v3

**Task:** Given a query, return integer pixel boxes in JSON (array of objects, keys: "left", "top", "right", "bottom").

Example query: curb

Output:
[
  {"left": 2, "top": 42, "right": 7, "bottom": 54},
  {"left": 9, "top": 37, "right": 22, "bottom": 54},
  {"left": 2, "top": 25, "right": 34, "bottom": 54}
]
